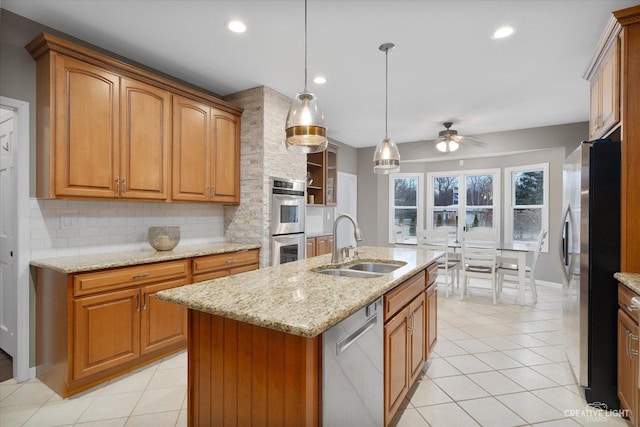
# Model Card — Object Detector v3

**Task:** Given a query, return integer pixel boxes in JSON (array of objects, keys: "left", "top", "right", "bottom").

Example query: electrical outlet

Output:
[{"left": 60, "top": 216, "right": 86, "bottom": 229}]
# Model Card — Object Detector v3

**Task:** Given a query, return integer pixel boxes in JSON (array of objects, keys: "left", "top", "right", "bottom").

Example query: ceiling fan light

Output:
[
  {"left": 286, "top": 91, "right": 327, "bottom": 153},
  {"left": 373, "top": 137, "right": 400, "bottom": 174},
  {"left": 436, "top": 141, "right": 448, "bottom": 153},
  {"left": 449, "top": 140, "right": 459, "bottom": 152}
]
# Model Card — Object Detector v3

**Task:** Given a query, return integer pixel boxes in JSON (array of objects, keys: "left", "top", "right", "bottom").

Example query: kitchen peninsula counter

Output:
[
  {"left": 615, "top": 272, "right": 640, "bottom": 294},
  {"left": 157, "top": 245, "right": 442, "bottom": 337},
  {"left": 30, "top": 242, "right": 261, "bottom": 273}
]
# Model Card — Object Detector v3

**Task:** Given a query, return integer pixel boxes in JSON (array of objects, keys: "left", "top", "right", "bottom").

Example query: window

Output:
[
  {"left": 389, "top": 174, "right": 423, "bottom": 244},
  {"left": 504, "top": 163, "right": 549, "bottom": 251},
  {"left": 427, "top": 169, "right": 500, "bottom": 242}
]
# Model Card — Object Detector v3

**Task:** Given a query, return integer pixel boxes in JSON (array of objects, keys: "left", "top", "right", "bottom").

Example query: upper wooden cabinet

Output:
[
  {"left": 172, "top": 97, "right": 240, "bottom": 203},
  {"left": 306, "top": 143, "right": 338, "bottom": 206},
  {"left": 587, "top": 40, "right": 620, "bottom": 140},
  {"left": 26, "top": 32, "right": 242, "bottom": 204},
  {"left": 587, "top": 6, "right": 640, "bottom": 272}
]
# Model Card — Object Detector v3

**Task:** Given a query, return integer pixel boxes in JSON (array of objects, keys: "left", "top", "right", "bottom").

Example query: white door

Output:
[
  {"left": 336, "top": 172, "right": 357, "bottom": 249},
  {"left": 0, "top": 107, "right": 16, "bottom": 358}
]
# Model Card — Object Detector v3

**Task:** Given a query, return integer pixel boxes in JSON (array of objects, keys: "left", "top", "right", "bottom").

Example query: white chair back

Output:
[
  {"left": 461, "top": 231, "right": 498, "bottom": 272},
  {"left": 416, "top": 228, "right": 448, "bottom": 249},
  {"left": 531, "top": 229, "right": 547, "bottom": 273}
]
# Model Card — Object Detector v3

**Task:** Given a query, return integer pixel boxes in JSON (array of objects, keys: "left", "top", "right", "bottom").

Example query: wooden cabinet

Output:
[
  {"left": 306, "top": 238, "right": 316, "bottom": 258},
  {"left": 306, "top": 143, "right": 338, "bottom": 206},
  {"left": 27, "top": 32, "right": 241, "bottom": 204},
  {"left": 191, "top": 249, "right": 259, "bottom": 283},
  {"left": 383, "top": 270, "right": 427, "bottom": 425},
  {"left": 618, "top": 283, "right": 639, "bottom": 426},
  {"left": 586, "top": 5, "right": 640, "bottom": 272},
  {"left": 172, "top": 96, "right": 240, "bottom": 203},
  {"left": 37, "top": 259, "right": 190, "bottom": 396},
  {"left": 426, "top": 263, "right": 438, "bottom": 355},
  {"left": 587, "top": 40, "right": 619, "bottom": 140},
  {"left": 305, "top": 235, "right": 334, "bottom": 257}
]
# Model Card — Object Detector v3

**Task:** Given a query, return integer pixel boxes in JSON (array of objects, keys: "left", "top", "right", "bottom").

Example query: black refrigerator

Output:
[{"left": 561, "top": 139, "right": 620, "bottom": 408}]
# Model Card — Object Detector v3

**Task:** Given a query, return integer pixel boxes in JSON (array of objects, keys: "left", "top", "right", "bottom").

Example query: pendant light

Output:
[
  {"left": 373, "top": 43, "right": 400, "bottom": 174},
  {"left": 285, "top": 0, "right": 327, "bottom": 153}
]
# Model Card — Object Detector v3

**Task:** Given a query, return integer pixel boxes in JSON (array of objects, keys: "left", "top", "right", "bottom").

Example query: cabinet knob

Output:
[
  {"left": 115, "top": 176, "right": 120, "bottom": 193},
  {"left": 122, "top": 177, "right": 127, "bottom": 193}
]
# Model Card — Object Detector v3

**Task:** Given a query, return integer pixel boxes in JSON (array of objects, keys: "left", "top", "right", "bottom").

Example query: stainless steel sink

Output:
[
  {"left": 312, "top": 268, "right": 383, "bottom": 278},
  {"left": 346, "top": 261, "right": 406, "bottom": 274}
]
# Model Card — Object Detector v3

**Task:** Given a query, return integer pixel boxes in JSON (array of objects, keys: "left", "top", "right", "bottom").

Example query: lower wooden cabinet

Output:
[
  {"left": 618, "top": 283, "right": 639, "bottom": 426},
  {"left": 426, "top": 263, "right": 438, "bottom": 356},
  {"left": 36, "top": 249, "right": 257, "bottom": 398},
  {"left": 191, "top": 249, "right": 259, "bottom": 283},
  {"left": 305, "top": 235, "right": 334, "bottom": 258}
]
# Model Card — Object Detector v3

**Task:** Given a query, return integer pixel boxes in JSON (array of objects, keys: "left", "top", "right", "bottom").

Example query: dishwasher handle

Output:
[{"left": 336, "top": 314, "right": 378, "bottom": 356}]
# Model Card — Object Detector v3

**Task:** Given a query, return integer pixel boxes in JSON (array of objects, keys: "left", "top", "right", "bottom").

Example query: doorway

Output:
[{"left": 0, "top": 97, "right": 30, "bottom": 382}]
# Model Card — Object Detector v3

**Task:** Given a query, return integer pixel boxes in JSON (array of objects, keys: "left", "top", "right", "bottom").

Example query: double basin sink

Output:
[{"left": 312, "top": 260, "right": 406, "bottom": 279}]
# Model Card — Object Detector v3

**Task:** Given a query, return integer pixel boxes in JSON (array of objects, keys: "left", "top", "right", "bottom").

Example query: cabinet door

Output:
[
  {"left": 589, "top": 75, "right": 601, "bottom": 140},
  {"left": 211, "top": 109, "right": 240, "bottom": 203},
  {"left": 120, "top": 78, "right": 171, "bottom": 200},
  {"left": 306, "top": 238, "right": 316, "bottom": 258},
  {"left": 599, "top": 44, "right": 619, "bottom": 136},
  {"left": 315, "top": 237, "right": 328, "bottom": 256},
  {"left": 618, "top": 309, "right": 638, "bottom": 425},
  {"left": 172, "top": 95, "right": 211, "bottom": 201},
  {"left": 55, "top": 55, "right": 120, "bottom": 198},
  {"left": 384, "top": 307, "right": 409, "bottom": 424},
  {"left": 408, "top": 293, "right": 426, "bottom": 385},
  {"left": 325, "top": 145, "right": 337, "bottom": 206},
  {"left": 73, "top": 288, "right": 140, "bottom": 380},
  {"left": 140, "top": 279, "right": 188, "bottom": 355},
  {"left": 426, "top": 284, "right": 438, "bottom": 356}
]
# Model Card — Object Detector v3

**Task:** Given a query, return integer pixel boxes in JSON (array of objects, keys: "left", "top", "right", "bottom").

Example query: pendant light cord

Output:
[
  {"left": 304, "top": 0, "right": 308, "bottom": 92},
  {"left": 385, "top": 47, "right": 389, "bottom": 139}
]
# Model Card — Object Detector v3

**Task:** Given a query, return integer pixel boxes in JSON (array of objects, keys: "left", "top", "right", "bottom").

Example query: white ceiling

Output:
[{"left": 3, "top": 0, "right": 637, "bottom": 148}]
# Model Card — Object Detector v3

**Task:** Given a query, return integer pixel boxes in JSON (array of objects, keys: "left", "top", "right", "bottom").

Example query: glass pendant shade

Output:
[
  {"left": 373, "top": 137, "right": 400, "bottom": 174},
  {"left": 285, "top": 92, "right": 327, "bottom": 153}
]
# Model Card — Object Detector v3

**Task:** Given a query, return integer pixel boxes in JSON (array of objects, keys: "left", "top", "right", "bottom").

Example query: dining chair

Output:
[
  {"left": 416, "top": 228, "right": 458, "bottom": 297},
  {"left": 460, "top": 230, "right": 499, "bottom": 304},
  {"left": 498, "top": 229, "right": 547, "bottom": 303}
]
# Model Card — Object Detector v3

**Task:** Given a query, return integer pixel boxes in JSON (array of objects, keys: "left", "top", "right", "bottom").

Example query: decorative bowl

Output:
[{"left": 148, "top": 226, "right": 180, "bottom": 251}]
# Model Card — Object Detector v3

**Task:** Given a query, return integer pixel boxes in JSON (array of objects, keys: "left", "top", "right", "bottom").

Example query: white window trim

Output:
[
  {"left": 504, "top": 163, "right": 549, "bottom": 252},
  {"left": 426, "top": 168, "right": 501, "bottom": 242},
  {"left": 388, "top": 173, "right": 423, "bottom": 244}
]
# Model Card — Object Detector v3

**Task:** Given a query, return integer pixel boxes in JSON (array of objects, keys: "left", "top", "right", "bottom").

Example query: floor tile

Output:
[
  {"left": 502, "top": 348, "right": 553, "bottom": 366},
  {"left": 432, "top": 340, "right": 468, "bottom": 357},
  {"left": 145, "top": 367, "right": 187, "bottom": 390},
  {"left": 531, "top": 363, "right": 578, "bottom": 386},
  {"left": 479, "top": 336, "right": 522, "bottom": 351},
  {"left": 496, "top": 391, "right": 566, "bottom": 424},
  {"left": 392, "top": 407, "right": 430, "bottom": 427},
  {"left": 0, "top": 380, "right": 56, "bottom": 407},
  {"left": 499, "top": 367, "right": 559, "bottom": 390},
  {"left": 123, "top": 410, "right": 180, "bottom": 426},
  {"left": 131, "top": 386, "right": 186, "bottom": 416},
  {"left": 423, "top": 357, "right": 462, "bottom": 378},
  {"left": 75, "top": 418, "right": 128, "bottom": 426},
  {"left": 0, "top": 403, "right": 40, "bottom": 426},
  {"left": 532, "top": 419, "right": 582, "bottom": 426},
  {"left": 23, "top": 396, "right": 95, "bottom": 426},
  {"left": 416, "top": 402, "right": 480, "bottom": 427},
  {"left": 466, "top": 371, "right": 524, "bottom": 395},
  {"left": 77, "top": 391, "right": 142, "bottom": 423},
  {"left": 532, "top": 386, "right": 589, "bottom": 413},
  {"left": 101, "top": 371, "right": 153, "bottom": 395},
  {"left": 408, "top": 378, "right": 452, "bottom": 407},
  {"left": 432, "top": 375, "right": 490, "bottom": 401},
  {"left": 530, "top": 345, "right": 568, "bottom": 362},
  {"left": 453, "top": 338, "right": 496, "bottom": 354},
  {"left": 458, "top": 396, "right": 526, "bottom": 427},
  {"left": 474, "top": 351, "right": 523, "bottom": 370},
  {"left": 445, "top": 354, "right": 494, "bottom": 374}
]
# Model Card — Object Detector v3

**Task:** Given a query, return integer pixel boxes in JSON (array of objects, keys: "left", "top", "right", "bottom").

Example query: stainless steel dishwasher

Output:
[{"left": 323, "top": 297, "right": 383, "bottom": 426}]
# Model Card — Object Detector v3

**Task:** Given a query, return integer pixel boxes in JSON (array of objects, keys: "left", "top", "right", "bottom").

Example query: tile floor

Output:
[{"left": 0, "top": 280, "right": 632, "bottom": 426}]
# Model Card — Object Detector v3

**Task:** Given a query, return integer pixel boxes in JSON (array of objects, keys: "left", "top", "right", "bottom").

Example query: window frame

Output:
[
  {"left": 388, "top": 173, "right": 423, "bottom": 244},
  {"left": 426, "top": 168, "right": 501, "bottom": 242},
  {"left": 504, "top": 163, "right": 549, "bottom": 252}
]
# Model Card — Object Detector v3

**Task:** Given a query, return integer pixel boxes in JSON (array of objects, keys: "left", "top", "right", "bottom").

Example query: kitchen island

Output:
[{"left": 157, "top": 245, "right": 442, "bottom": 426}]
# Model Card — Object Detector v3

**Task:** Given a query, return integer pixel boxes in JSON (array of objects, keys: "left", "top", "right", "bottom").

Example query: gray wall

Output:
[{"left": 357, "top": 122, "right": 589, "bottom": 283}]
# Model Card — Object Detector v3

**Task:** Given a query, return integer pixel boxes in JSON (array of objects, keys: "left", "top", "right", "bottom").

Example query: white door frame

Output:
[{"left": 1, "top": 96, "right": 30, "bottom": 381}]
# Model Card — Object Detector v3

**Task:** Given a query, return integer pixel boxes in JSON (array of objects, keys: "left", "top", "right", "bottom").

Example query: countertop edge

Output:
[
  {"left": 615, "top": 272, "right": 640, "bottom": 295},
  {"left": 30, "top": 242, "right": 262, "bottom": 273}
]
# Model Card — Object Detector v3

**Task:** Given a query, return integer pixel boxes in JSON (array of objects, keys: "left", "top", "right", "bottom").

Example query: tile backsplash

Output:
[{"left": 29, "top": 199, "right": 225, "bottom": 260}]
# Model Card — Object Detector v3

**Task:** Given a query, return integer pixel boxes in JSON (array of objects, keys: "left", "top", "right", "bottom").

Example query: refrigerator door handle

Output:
[{"left": 559, "top": 203, "right": 572, "bottom": 286}]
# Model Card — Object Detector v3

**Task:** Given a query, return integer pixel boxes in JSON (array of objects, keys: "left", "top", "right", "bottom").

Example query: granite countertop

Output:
[
  {"left": 156, "top": 246, "right": 443, "bottom": 338},
  {"left": 30, "top": 242, "right": 261, "bottom": 274},
  {"left": 615, "top": 272, "right": 640, "bottom": 295},
  {"left": 306, "top": 231, "right": 332, "bottom": 238}
]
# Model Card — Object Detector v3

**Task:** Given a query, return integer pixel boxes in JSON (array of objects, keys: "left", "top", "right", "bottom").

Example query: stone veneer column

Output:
[{"left": 224, "top": 86, "right": 306, "bottom": 267}]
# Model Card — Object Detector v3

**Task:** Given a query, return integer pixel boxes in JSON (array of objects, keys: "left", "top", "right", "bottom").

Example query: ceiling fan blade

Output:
[{"left": 460, "top": 135, "right": 488, "bottom": 147}]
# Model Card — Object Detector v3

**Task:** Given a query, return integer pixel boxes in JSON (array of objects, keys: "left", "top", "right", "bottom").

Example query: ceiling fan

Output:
[{"left": 432, "top": 122, "right": 488, "bottom": 153}]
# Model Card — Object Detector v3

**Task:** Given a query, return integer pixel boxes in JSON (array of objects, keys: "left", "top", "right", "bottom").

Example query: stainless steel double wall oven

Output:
[{"left": 270, "top": 177, "right": 305, "bottom": 265}]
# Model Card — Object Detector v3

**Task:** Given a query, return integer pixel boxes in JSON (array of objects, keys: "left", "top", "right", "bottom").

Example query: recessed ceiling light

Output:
[
  {"left": 313, "top": 76, "right": 327, "bottom": 84},
  {"left": 492, "top": 26, "right": 515, "bottom": 39},
  {"left": 227, "top": 20, "right": 246, "bottom": 33}
]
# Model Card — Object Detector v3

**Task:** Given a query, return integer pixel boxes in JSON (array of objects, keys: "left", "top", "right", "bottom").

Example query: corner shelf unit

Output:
[{"left": 306, "top": 144, "right": 338, "bottom": 206}]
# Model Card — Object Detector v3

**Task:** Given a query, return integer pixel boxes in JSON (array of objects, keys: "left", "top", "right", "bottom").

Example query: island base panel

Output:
[{"left": 188, "top": 310, "right": 320, "bottom": 427}]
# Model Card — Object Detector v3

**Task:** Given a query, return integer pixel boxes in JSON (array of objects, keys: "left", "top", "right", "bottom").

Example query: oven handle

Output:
[
  {"left": 273, "top": 234, "right": 305, "bottom": 243},
  {"left": 273, "top": 193, "right": 305, "bottom": 203}
]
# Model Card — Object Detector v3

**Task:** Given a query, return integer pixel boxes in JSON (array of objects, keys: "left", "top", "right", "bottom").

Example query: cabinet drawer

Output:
[
  {"left": 426, "top": 263, "right": 438, "bottom": 286},
  {"left": 192, "top": 249, "right": 259, "bottom": 275},
  {"left": 74, "top": 260, "right": 189, "bottom": 296},
  {"left": 619, "top": 283, "right": 640, "bottom": 322},
  {"left": 384, "top": 271, "right": 426, "bottom": 322}
]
